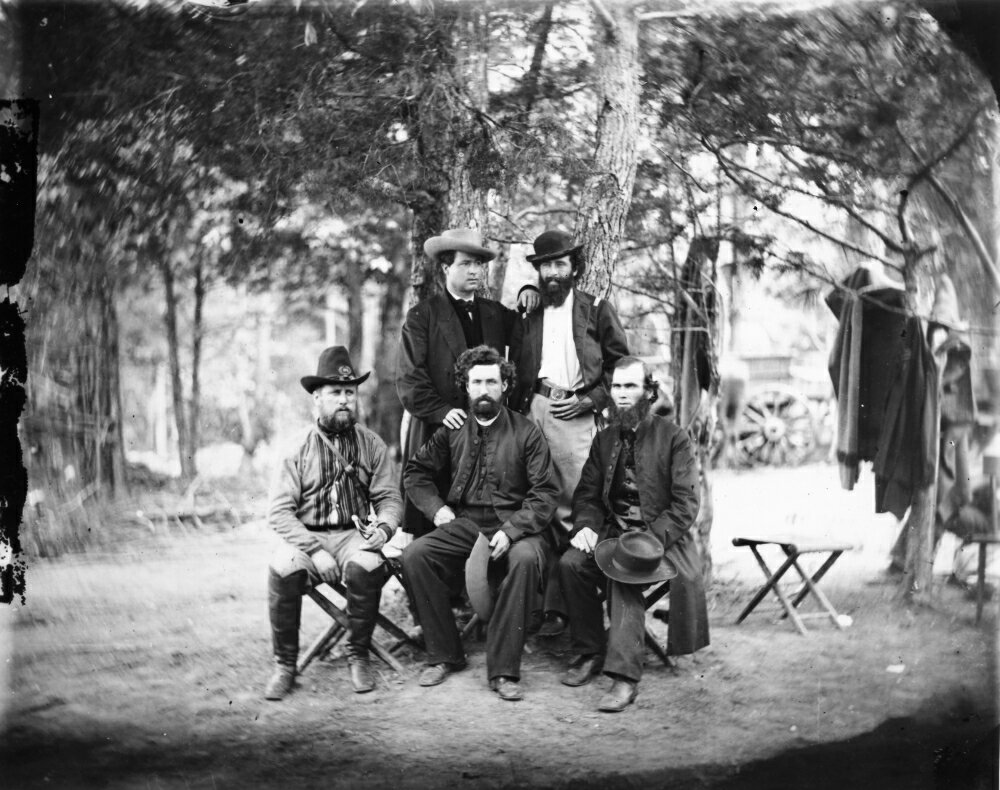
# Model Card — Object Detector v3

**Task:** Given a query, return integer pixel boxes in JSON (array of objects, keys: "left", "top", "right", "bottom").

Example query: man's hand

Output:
[
  {"left": 312, "top": 549, "right": 339, "bottom": 584},
  {"left": 362, "top": 526, "right": 387, "bottom": 552},
  {"left": 434, "top": 505, "right": 456, "bottom": 527},
  {"left": 550, "top": 394, "right": 593, "bottom": 420},
  {"left": 489, "top": 529, "right": 512, "bottom": 560},
  {"left": 442, "top": 408, "right": 468, "bottom": 430},
  {"left": 517, "top": 288, "right": 541, "bottom": 314},
  {"left": 570, "top": 526, "right": 599, "bottom": 554}
]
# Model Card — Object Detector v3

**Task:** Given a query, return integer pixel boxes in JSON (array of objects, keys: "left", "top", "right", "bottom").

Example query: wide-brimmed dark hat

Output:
[
  {"left": 424, "top": 228, "right": 497, "bottom": 263},
  {"left": 465, "top": 533, "right": 495, "bottom": 621},
  {"left": 594, "top": 532, "right": 677, "bottom": 585},
  {"left": 525, "top": 229, "right": 583, "bottom": 265},
  {"left": 300, "top": 346, "right": 370, "bottom": 392}
]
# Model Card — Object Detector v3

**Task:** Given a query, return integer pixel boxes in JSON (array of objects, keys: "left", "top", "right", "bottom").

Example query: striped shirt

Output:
[{"left": 268, "top": 424, "right": 403, "bottom": 556}]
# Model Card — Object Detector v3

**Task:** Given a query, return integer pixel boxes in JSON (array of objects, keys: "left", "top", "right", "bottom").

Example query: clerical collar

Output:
[{"left": 474, "top": 412, "right": 501, "bottom": 428}]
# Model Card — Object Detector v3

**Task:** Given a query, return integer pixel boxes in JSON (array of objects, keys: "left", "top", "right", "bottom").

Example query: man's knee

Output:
[
  {"left": 269, "top": 543, "right": 312, "bottom": 578},
  {"left": 507, "top": 538, "right": 545, "bottom": 574},
  {"left": 559, "top": 547, "right": 591, "bottom": 577}
]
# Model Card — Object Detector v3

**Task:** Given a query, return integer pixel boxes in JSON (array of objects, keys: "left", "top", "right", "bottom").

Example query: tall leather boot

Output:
[
  {"left": 343, "top": 561, "right": 387, "bottom": 693},
  {"left": 264, "top": 568, "right": 307, "bottom": 700}
]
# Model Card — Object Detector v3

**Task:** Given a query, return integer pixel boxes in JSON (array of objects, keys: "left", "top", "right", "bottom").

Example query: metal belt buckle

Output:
[{"left": 550, "top": 386, "right": 568, "bottom": 401}]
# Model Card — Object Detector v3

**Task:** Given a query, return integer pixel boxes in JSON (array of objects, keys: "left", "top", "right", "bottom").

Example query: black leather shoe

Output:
[
  {"left": 536, "top": 613, "right": 567, "bottom": 638},
  {"left": 418, "top": 662, "right": 464, "bottom": 687},
  {"left": 264, "top": 665, "right": 296, "bottom": 700},
  {"left": 349, "top": 657, "right": 376, "bottom": 693},
  {"left": 598, "top": 679, "right": 638, "bottom": 712},
  {"left": 489, "top": 676, "right": 524, "bottom": 701},
  {"left": 561, "top": 654, "right": 603, "bottom": 687}
]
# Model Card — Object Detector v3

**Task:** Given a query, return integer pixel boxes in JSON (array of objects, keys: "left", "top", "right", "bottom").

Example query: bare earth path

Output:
[{"left": 2, "top": 464, "right": 997, "bottom": 788}]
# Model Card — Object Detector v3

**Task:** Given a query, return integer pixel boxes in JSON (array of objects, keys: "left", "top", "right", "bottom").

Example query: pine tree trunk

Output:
[
  {"left": 160, "top": 257, "right": 195, "bottom": 480},
  {"left": 189, "top": 259, "right": 205, "bottom": 466},
  {"left": 899, "top": 248, "right": 939, "bottom": 600},
  {"left": 577, "top": 4, "right": 640, "bottom": 296},
  {"left": 374, "top": 250, "right": 407, "bottom": 450},
  {"left": 409, "top": 7, "right": 496, "bottom": 306}
]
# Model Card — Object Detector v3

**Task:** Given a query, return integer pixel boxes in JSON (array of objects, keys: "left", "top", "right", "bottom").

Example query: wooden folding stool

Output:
[
  {"left": 732, "top": 536, "right": 854, "bottom": 635},
  {"left": 297, "top": 557, "right": 418, "bottom": 675}
]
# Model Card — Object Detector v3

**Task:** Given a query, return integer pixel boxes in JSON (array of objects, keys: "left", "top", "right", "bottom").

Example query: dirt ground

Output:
[{"left": 2, "top": 463, "right": 998, "bottom": 789}]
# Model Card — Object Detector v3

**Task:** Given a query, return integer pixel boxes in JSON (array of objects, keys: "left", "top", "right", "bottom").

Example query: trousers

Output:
[
  {"left": 401, "top": 508, "right": 548, "bottom": 680},
  {"left": 558, "top": 547, "right": 647, "bottom": 682}
]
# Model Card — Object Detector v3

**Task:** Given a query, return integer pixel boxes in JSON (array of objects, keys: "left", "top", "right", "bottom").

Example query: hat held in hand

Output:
[
  {"left": 594, "top": 531, "right": 677, "bottom": 585},
  {"left": 465, "top": 533, "right": 496, "bottom": 621},
  {"left": 301, "top": 346, "right": 371, "bottom": 392}
]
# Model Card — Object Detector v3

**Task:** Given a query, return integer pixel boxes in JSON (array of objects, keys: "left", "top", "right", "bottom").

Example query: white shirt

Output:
[{"left": 537, "top": 290, "right": 583, "bottom": 390}]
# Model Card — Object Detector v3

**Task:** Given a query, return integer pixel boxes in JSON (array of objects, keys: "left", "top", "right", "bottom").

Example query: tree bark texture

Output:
[
  {"left": 899, "top": 247, "right": 940, "bottom": 600},
  {"left": 409, "top": 8, "right": 496, "bottom": 305},
  {"left": 160, "top": 257, "right": 196, "bottom": 481},
  {"left": 576, "top": 5, "right": 640, "bottom": 297},
  {"left": 190, "top": 259, "right": 204, "bottom": 464},
  {"left": 373, "top": 251, "right": 408, "bottom": 450}
]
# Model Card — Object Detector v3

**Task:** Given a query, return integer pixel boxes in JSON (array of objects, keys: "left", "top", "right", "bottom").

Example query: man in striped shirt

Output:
[{"left": 265, "top": 346, "right": 402, "bottom": 699}]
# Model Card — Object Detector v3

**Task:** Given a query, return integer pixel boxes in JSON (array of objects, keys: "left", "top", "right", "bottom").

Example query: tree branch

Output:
[
  {"left": 360, "top": 177, "right": 435, "bottom": 211},
  {"left": 589, "top": 0, "right": 617, "bottom": 36},
  {"left": 708, "top": 143, "right": 902, "bottom": 268},
  {"left": 924, "top": 170, "right": 1000, "bottom": 295}
]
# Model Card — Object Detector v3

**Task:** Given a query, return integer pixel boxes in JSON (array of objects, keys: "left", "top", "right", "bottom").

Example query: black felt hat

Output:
[
  {"left": 300, "top": 346, "right": 371, "bottom": 392},
  {"left": 525, "top": 229, "right": 583, "bottom": 265},
  {"left": 594, "top": 532, "right": 677, "bottom": 585}
]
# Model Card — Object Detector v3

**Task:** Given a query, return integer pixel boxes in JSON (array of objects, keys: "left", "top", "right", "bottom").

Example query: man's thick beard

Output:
[
  {"left": 319, "top": 409, "right": 356, "bottom": 434},
  {"left": 470, "top": 395, "right": 501, "bottom": 420},
  {"left": 540, "top": 275, "right": 573, "bottom": 307},
  {"left": 608, "top": 397, "right": 651, "bottom": 431}
]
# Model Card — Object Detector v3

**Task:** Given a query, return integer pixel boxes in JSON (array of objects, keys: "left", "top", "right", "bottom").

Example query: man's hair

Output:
[
  {"left": 615, "top": 355, "right": 659, "bottom": 397},
  {"left": 438, "top": 250, "right": 491, "bottom": 268},
  {"left": 454, "top": 345, "right": 516, "bottom": 391}
]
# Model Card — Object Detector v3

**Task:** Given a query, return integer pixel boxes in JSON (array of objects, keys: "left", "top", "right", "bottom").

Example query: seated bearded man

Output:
[{"left": 557, "top": 356, "right": 710, "bottom": 712}]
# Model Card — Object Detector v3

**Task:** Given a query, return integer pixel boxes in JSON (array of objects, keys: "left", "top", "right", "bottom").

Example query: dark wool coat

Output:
[
  {"left": 508, "top": 288, "right": 629, "bottom": 415},
  {"left": 570, "top": 414, "right": 709, "bottom": 655}
]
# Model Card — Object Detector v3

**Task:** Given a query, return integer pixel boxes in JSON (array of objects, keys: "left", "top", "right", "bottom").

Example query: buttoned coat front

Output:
[
  {"left": 570, "top": 414, "right": 709, "bottom": 655},
  {"left": 396, "top": 292, "right": 521, "bottom": 534},
  {"left": 403, "top": 408, "right": 559, "bottom": 543}
]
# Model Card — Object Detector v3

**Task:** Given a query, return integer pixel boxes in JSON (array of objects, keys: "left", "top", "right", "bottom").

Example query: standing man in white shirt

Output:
[{"left": 508, "top": 229, "right": 630, "bottom": 636}]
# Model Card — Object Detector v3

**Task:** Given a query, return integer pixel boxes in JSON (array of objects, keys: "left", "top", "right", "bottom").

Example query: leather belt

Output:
[
  {"left": 534, "top": 378, "right": 574, "bottom": 401},
  {"left": 305, "top": 524, "right": 352, "bottom": 532}
]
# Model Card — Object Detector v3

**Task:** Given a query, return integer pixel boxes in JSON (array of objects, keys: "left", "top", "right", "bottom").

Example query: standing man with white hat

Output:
[{"left": 396, "top": 229, "right": 537, "bottom": 538}]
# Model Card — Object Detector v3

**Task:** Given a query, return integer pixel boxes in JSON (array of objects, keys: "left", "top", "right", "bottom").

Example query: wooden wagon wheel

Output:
[{"left": 733, "top": 388, "right": 818, "bottom": 467}]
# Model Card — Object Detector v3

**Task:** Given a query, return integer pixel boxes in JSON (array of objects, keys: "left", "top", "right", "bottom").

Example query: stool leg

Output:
[
  {"left": 787, "top": 554, "right": 844, "bottom": 629},
  {"left": 788, "top": 551, "right": 843, "bottom": 610},
  {"left": 977, "top": 541, "right": 987, "bottom": 625},
  {"left": 644, "top": 627, "right": 673, "bottom": 668},
  {"left": 767, "top": 554, "right": 808, "bottom": 635},
  {"left": 298, "top": 622, "right": 345, "bottom": 674},
  {"left": 308, "top": 588, "right": 407, "bottom": 675},
  {"left": 735, "top": 549, "right": 797, "bottom": 625}
]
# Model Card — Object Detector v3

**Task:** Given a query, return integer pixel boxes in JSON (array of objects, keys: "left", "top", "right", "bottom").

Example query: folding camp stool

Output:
[
  {"left": 732, "top": 537, "right": 854, "bottom": 635},
  {"left": 642, "top": 579, "right": 673, "bottom": 667},
  {"left": 969, "top": 534, "right": 1000, "bottom": 625},
  {"left": 297, "top": 556, "right": 419, "bottom": 675}
]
